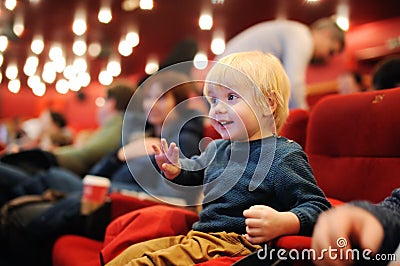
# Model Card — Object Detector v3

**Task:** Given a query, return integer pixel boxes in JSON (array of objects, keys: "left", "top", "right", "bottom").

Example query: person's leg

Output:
[
  {"left": 0, "top": 162, "right": 31, "bottom": 186},
  {"left": 0, "top": 162, "right": 31, "bottom": 206},
  {"left": 40, "top": 167, "right": 83, "bottom": 193},
  {"left": 106, "top": 230, "right": 260, "bottom": 266}
]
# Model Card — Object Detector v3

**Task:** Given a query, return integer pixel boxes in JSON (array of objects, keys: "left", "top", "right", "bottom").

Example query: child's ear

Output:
[{"left": 263, "top": 95, "right": 277, "bottom": 117}]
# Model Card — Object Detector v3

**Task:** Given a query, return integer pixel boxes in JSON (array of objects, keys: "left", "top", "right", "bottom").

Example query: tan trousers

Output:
[{"left": 105, "top": 230, "right": 261, "bottom": 266}]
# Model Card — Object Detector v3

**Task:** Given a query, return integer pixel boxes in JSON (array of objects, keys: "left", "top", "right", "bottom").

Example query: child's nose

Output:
[{"left": 214, "top": 101, "right": 227, "bottom": 114}]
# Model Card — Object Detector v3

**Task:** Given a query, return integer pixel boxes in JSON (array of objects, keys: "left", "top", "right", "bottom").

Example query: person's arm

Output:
[
  {"left": 351, "top": 188, "right": 400, "bottom": 255},
  {"left": 312, "top": 204, "right": 385, "bottom": 266},
  {"left": 54, "top": 114, "right": 123, "bottom": 176},
  {"left": 117, "top": 137, "right": 160, "bottom": 162},
  {"left": 312, "top": 188, "right": 400, "bottom": 266},
  {"left": 271, "top": 147, "right": 332, "bottom": 236},
  {"left": 281, "top": 24, "right": 313, "bottom": 109}
]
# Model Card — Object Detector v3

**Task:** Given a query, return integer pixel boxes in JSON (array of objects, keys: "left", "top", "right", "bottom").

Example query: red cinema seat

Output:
[{"left": 280, "top": 109, "right": 309, "bottom": 149}]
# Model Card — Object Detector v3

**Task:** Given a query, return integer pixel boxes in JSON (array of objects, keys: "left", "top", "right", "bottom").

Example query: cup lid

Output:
[{"left": 82, "top": 175, "right": 111, "bottom": 187}]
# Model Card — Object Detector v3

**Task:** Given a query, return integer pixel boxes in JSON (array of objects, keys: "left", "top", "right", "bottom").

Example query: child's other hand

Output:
[
  {"left": 243, "top": 205, "right": 299, "bottom": 244},
  {"left": 152, "top": 138, "right": 181, "bottom": 180}
]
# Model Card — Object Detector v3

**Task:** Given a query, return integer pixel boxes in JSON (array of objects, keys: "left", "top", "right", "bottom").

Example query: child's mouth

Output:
[{"left": 218, "top": 121, "right": 233, "bottom": 126}]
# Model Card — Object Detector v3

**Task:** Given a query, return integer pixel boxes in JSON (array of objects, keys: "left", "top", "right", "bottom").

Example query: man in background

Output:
[{"left": 216, "top": 17, "right": 345, "bottom": 109}]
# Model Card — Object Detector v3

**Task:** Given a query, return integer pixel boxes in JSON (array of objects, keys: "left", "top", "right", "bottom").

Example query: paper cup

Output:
[{"left": 81, "top": 175, "right": 111, "bottom": 215}]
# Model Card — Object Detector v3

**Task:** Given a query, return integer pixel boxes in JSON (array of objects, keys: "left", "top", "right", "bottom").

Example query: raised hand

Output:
[{"left": 152, "top": 138, "right": 181, "bottom": 180}]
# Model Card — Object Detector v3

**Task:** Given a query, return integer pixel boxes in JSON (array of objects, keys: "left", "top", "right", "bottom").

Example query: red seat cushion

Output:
[
  {"left": 101, "top": 205, "right": 199, "bottom": 264},
  {"left": 52, "top": 235, "right": 103, "bottom": 266}
]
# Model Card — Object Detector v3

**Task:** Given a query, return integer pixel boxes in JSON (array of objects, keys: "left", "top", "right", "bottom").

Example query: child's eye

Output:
[
  {"left": 227, "top": 94, "right": 238, "bottom": 101},
  {"left": 210, "top": 97, "right": 219, "bottom": 105}
]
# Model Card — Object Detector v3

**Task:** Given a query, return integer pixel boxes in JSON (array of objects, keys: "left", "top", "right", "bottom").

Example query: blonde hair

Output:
[{"left": 204, "top": 51, "right": 290, "bottom": 131}]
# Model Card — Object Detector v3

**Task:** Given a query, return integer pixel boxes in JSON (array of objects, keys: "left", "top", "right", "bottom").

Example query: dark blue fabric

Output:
[
  {"left": 174, "top": 135, "right": 331, "bottom": 235},
  {"left": 352, "top": 188, "right": 400, "bottom": 257}
]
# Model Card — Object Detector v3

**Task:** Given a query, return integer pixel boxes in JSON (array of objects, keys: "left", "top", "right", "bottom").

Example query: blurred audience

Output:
[
  {"left": 53, "top": 82, "right": 135, "bottom": 176},
  {"left": 337, "top": 71, "right": 367, "bottom": 94},
  {"left": 372, "top": 56, "right": 400, "bottom": 90},
  {"left": 7, "top": 110, "right": 72, "bottom": 153},
  {"left": 0, "top": 70, "right": 205, "bottom": 266}
]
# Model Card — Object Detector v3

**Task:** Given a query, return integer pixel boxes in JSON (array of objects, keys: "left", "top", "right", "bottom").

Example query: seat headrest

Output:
[{"left": 306, "top": 87, "right": 400, "bottom": 157}]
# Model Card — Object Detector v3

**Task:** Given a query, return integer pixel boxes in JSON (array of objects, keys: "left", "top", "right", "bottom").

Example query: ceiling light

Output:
[
  {"left": 31, "top": 35, "right": 44, "bottom": 55},
  {"left": 107, "top": 57, "right": 122, "bottom": 77},
  {"left": 73, "top": 39, "right": 87, "bottom": 56},
  {"left": 56, "top": 79, "right": 69, "bottom": 94},
  {"left": 118, "top": 39, "right": 133, "bottom": 56},
  {"left": 24, "top": 56, "right": 39, "bottom": 76},
  {"left": 145, "top": 58, "right": 159, "bottom": 75},
  {"left": 0, "top": 35, "right": 9, "bottom": 52},
  {"left": 122, "top": 0, "right": 139, "bottom": 11},
  {"left": 95, "top": 97, "right": 106, "bottom": 107},
  {"left": 199, "top": 13, "right": 213, "bottom": 30},
  {"left": 32, "top": 82, "right": 46, "bottom": 97},
  {"left": 77, "top": 72, "right": 91, "bottom": 87},
  {"left": 126, "top": 31, "right": 140, "bottom": 47},
  {"left": 5, "top": 63, "right": 18, "bottom": 80},
  {"left": 211, "top": 36, "right": 225, "bottom": 55},
  {"left": 140, "top": 0, "right": 153, "bottom": 10},
  {"left": 73, "top": 9, "right": 87, "bottom": 36},
  {"left": 27, "top": 75, "right": 41, "bottom": 89},
  {"left": 8, "top": 79, "right": 21, "bottom": 94},
  {"left": 13, "top": 13, "right": 25, "bottom": 37},
  {"left": 73, "top": 57, "right": 87, "bottom": 73},
  {"left": 336, "top": 3, "right": 350, "bottom": 31},
  {"left": 193, "top": 52, "right": 208, "bottom": 70},
  {"left": 98, "top": 0, "right": 112, "bottom": 24},
  {"left": 68, "top": 77, "right": 82, "bottom": 91},
  {"left": 88, "top": 42, "right": 102, "bottom": 57},
  {"left": 98, "top": 70, "right": 113, "bottom": 85},
  {"left": 49, "top": 44, "right": 63, "bottom": 61},
  {"left": 5, "top": 0, "right": 17, "bottom": 11}
]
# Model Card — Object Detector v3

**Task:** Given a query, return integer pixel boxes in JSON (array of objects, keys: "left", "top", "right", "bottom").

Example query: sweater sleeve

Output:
[
  {"left": 272, "top": 145, "right": 332, "bottom": 236},
  {"left": 351, "top": 188, "right": 400, "bottom": 256},
  {"left": 171, "top": 139, "right": 221, "bottom": 186}
]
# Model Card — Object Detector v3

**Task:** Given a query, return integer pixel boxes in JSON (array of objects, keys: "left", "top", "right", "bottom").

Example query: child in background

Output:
[{"left": 106, "top": 51, "right": 331, "bottom": 265}]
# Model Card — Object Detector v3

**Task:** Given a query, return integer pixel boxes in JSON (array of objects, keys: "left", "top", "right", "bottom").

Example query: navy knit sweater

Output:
[
  {"left": 173, "top": 135, "right": 331, "bottom": 236},
  {"left": 351, "top": 188, "right": 400, "bottom": 263}
]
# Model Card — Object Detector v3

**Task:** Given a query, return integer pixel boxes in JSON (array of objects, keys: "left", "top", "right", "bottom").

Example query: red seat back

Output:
[
  {"left": 306, "top": 88, "right": 400, "bottom": 203},
  {"left": 280, "top": 109, "right": 309, "bottom": 149}
]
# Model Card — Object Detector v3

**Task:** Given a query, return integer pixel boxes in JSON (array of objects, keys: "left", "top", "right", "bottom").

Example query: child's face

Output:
[{"left": 207, "top": 84, "right": 265, "bottom": 141}]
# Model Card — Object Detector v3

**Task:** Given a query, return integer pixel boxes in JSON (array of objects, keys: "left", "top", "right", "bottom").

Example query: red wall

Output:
[
  {"left": 0, "top": 82, "right": 105, "bottom": 132},
  {"left": 1, "top": 17, "right": 400, "bottom": 131}
]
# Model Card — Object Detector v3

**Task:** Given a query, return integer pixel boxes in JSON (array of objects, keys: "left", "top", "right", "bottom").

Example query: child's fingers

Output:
[
  {"left": 161, "top": 138, "right": 168, "bottom": 153},
  {"left": 245, "top": 218, "right": 262, "bottom": 228},
  {"left": 172, "top": 146, "right": 179, "bottom": 163},
  {"left": 152, "top": 144, "right": 161, "bottom": 155},
  {"left": 161, "top": 163, "right": 179, "bottom": 176}
]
